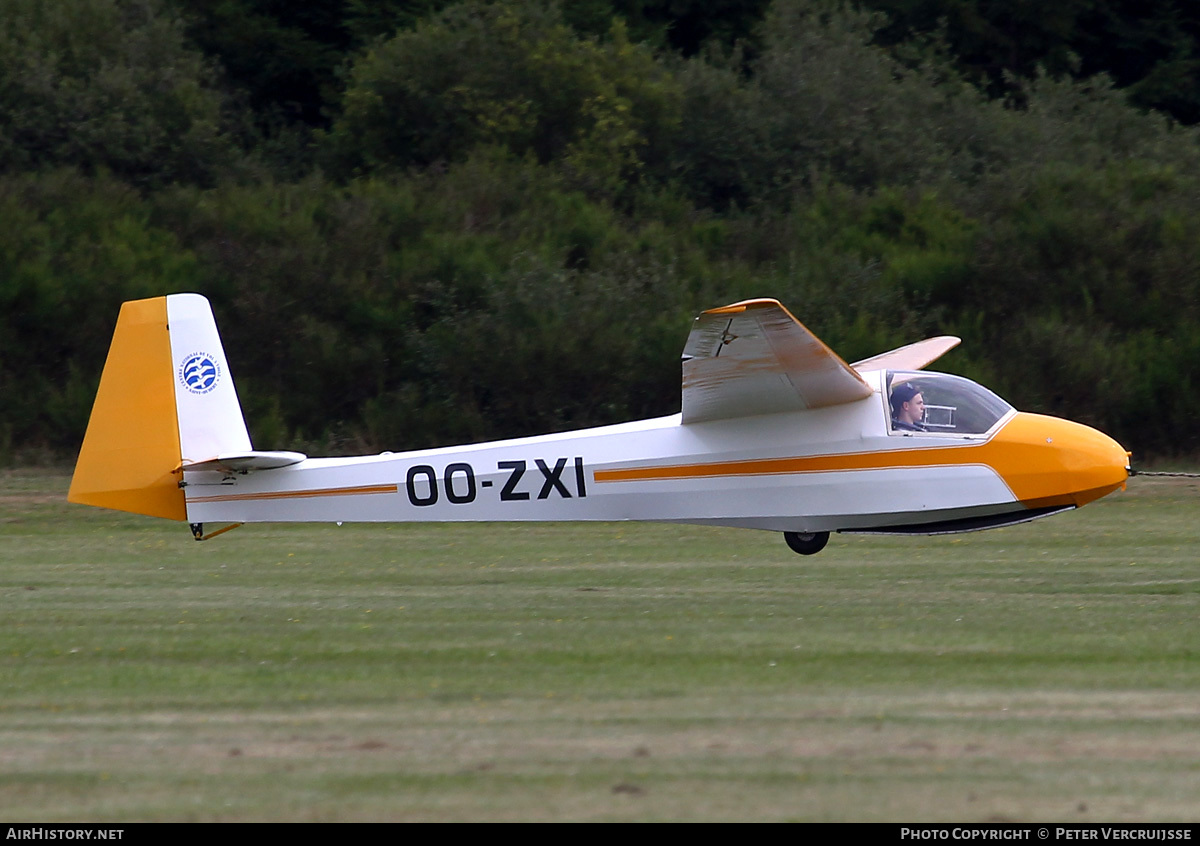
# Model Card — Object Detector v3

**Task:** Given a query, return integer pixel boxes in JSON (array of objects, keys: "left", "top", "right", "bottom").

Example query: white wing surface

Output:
[
  {"left": 851, "top": 335, "right": 961, "bottom": 373},
  {"left": 681, "top": 299, "right": 873, "bottom": 424}
]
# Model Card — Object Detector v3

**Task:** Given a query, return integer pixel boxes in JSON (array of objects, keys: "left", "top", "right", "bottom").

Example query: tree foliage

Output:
[
  {"left": 325, "top": 0, "right": 680, "bottom": 197},
  {"left": 0, "top": 0, "right": 239, "bottom": 187},
  {"left": 4, "top": 0, "right": 1200, "bottom": 464}
]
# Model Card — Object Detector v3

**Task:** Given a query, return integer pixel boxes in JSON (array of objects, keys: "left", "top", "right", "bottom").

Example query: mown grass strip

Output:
[{"left": 1, "top": 471, "right": 1198, "bottom": 821}]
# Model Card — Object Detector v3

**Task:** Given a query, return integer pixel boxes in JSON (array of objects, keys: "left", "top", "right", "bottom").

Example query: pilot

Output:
[{"left": 890, "top": 382, "right": 927, "bottom": 431}]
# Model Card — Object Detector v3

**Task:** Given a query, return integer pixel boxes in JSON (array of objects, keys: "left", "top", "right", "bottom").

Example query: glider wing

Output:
[
  {"left": 681, "top": 299, "right": 873, "bottom": 423},
  {"left": 851, "top": 336, "right": 961, "bottom": 373}
]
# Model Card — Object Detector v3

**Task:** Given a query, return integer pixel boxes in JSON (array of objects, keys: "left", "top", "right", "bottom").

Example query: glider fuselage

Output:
[{"left": 182, "top": 368, "right": 1128, "bottom": 534}]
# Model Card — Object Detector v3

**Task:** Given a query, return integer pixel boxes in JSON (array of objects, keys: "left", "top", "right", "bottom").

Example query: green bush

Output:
[
  {"left": 0, "top": 0, "right": 240, "bottom": 187},
  {"left": 324, "top": 0, "right": 680, "bottom": 198},
  {"left": 0, "top": 170, "right": 203, "bottom": 454}
]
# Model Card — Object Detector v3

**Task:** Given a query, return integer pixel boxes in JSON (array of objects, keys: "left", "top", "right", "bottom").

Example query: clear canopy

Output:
[{"left": 886, "top": 371, "right": 1013, "bottom": 435}]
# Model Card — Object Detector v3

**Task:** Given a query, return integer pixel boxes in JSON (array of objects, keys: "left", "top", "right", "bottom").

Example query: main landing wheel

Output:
[{"left": 783, "top": 531, "right": 829, "bottom": 555}]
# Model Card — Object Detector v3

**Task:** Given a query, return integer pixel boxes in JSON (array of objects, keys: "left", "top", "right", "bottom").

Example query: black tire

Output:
[{"left": 783, "top": 530, "right": 829, "bottom": 555}]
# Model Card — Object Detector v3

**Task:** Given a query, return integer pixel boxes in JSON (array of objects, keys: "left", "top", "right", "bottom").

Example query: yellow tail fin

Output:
[{"left": 68, "top": 296, "right": 186, "bottom": 520}]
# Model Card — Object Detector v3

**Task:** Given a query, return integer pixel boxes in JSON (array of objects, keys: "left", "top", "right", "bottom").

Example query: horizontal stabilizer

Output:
[{"left": 181, "top": 451, "right": 307, "bottom": 473}]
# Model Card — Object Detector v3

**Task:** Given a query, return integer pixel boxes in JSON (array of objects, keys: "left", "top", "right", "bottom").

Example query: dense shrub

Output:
[
  {"left": 324, "top": 0, "right": 680, "bottom": 198},
  {"left": 0, "top": 170, "right": 203, "bottom": 457}
]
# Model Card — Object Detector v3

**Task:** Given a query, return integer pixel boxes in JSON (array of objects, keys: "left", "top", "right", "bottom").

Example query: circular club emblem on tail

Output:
[{"left": 179, "top": 352, "right": 221, "bottom": 394}]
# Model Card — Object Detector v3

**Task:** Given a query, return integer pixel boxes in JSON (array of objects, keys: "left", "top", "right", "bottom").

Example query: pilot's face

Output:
[{"left": 905, "top": 393, "right": 925, "bottom": 423}]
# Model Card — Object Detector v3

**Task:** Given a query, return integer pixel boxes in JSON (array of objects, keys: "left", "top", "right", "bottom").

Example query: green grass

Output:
[{"left": 2, "top": 470, "right": 1199, "bottom": 821}]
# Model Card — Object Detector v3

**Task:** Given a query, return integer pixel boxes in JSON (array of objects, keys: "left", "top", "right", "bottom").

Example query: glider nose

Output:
[{"left": 993, "top": 413, "right": 1130, "bottom": 508}]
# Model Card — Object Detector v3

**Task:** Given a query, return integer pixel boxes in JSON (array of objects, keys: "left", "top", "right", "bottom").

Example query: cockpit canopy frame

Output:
[{"left": 886, "top": 370, "right": 1014, "bottom": 437}]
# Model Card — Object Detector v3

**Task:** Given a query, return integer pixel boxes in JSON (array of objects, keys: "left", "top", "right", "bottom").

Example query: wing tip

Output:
[
  {"left": 851, "top": 335, "right": 964, "bottom": 373},
  {"left": 701, "top": 298, "right": 782, "bottom": 316}
]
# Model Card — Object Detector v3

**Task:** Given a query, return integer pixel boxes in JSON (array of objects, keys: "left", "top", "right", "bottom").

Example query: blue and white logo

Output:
[{"left": 179, "top": 352, "right": 220, "bottom": 394}]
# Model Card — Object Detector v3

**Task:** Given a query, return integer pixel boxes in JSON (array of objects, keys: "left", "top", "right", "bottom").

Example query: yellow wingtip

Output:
[{"left": 702, "top": 298, "right": 783, "bottom": 316}]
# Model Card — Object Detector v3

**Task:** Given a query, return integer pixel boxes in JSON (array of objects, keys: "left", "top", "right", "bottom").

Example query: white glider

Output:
[{"left": 69, "top": 294, "right": 1130, "bottom": 553}]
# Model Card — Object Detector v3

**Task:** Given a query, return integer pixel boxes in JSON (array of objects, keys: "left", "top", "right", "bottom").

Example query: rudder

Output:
[{"left": 68, "top": 297, "right": 186, "bottom": 519}]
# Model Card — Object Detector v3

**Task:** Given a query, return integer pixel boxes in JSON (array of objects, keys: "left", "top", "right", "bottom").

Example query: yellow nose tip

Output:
[{"left": 991, "top": 413, "right": 1129, "bottom": 508}]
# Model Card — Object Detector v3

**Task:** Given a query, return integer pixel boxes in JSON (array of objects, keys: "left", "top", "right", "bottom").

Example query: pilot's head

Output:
[{"left": 891, "top": 382, "right": 924, "bottom": 423}]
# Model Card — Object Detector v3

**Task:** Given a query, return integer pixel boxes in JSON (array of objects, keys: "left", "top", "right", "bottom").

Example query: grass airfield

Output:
[{"left": 2, "top": 470, "right": 1198, "bottom": 822}]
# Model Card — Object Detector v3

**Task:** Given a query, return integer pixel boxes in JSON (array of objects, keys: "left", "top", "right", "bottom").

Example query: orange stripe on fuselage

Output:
[
  {"left": 593, "top": 444, "right": 983, "bottom": 482},
  {"left": 187, "top": 483, "right": 398, "bottom": 504}
]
